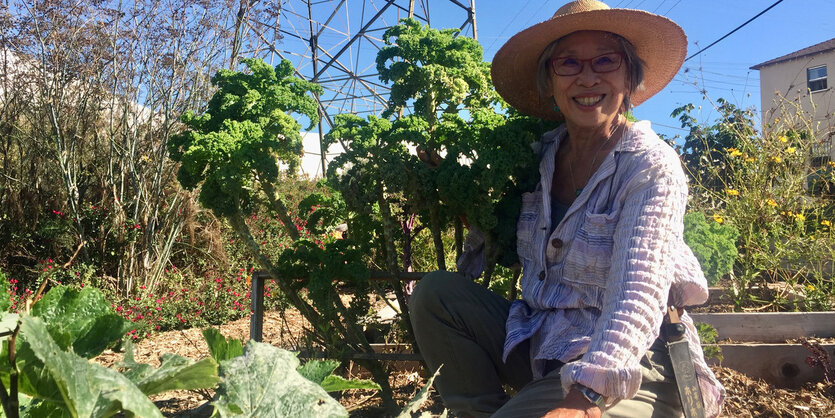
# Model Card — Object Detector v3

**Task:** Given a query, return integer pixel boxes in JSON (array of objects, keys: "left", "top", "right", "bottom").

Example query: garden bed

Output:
[
  {"left": 691, "top": 291, "right": 835, "bottom": 388},
  {"left": 92, "top": 304, "right": 835, "bottom": 417}
]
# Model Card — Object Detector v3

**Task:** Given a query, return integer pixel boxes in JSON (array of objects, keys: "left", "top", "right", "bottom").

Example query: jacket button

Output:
[
  {"left": 550, "top": 238, "right": 563, "bottom": 249},
  {"left": 538, "top": 270, "right": 546, "bottom": 280}
]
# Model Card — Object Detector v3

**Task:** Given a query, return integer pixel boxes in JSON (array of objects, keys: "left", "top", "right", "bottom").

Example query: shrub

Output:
[
  {"left": 683, "top": 211, "right": 739, "bottom": 286},
  {"left": 676, "top": 97, "right": 835, "bottom": 310}
]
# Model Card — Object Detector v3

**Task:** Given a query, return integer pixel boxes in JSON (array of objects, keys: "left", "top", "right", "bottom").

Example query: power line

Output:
[
  {"left": 685, "top": 0, "right": 785, "bottom": 62},
  {"left": 663, "top": 0, "right": 683, "bottom": 16},
  {"left": 676, "top": 76, "right": 756, "bottom": 87},
  {"left": 484, "top": 0, "right": 534, "bottom": 55},
  {"left": 651, "top": 122, "right": 688, "bottom": 132},
  {"left": 519, "top": 0, "right": 555, "bottom": 33},
  {"left": 683, "top": 67, "right": 760, "bottom": 81},
  {"left": 651, "top": 0, "right": 668, "bottom": 14}
]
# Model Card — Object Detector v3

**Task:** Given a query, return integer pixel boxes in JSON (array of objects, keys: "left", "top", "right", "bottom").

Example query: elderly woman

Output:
[{"left": 409, "top": 1, "right": 725, "bottom": 417}]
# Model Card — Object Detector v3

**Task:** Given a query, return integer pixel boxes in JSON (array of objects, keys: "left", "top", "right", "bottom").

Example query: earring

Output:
[{"left": 553, "top": 104, "right": 560, "bottom": 113}]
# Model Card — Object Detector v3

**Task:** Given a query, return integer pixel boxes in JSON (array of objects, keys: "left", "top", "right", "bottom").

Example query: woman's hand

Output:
[{"left": 542, "top": 390, "right": 603, "bottom": 418}]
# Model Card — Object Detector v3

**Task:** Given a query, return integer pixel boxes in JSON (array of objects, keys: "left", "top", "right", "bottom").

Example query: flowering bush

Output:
[{"left": 676, "top": 98, "right": 835, "bottom": 311}]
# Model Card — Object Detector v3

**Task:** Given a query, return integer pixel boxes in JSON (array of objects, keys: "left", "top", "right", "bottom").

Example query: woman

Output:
[{"left": 409, "top": 1, "right": 725, "bottom": 417}]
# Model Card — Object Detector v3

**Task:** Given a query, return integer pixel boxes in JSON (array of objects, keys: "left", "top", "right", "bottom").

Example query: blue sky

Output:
[{"left": 469, "top": 0, "right": 835, "bottom": 140}]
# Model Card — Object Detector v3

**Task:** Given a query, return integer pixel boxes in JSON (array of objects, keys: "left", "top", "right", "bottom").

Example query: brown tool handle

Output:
[{"left": 662, "top": 306, "right": 686, "bottom": 342}]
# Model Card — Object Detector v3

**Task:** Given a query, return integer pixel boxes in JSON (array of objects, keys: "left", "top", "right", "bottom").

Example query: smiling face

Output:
[{"left": 549, "top": 31, "right": 629, "bottom": 131}]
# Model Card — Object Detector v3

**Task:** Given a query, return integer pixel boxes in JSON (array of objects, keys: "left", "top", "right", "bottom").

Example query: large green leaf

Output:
[
  {"left": 2, "top": 338, "right": 63, "bottom": 403},
  {"left": 296, "top": 359, "right": 339, "bottom": 385},
  {"left": 213, "top": 341, "right": 348, "bottom": 418},
  {"left": 20, "top": 399, "right": 71, "bottom": 418},
  {"left": 119, "top": 340, "right": 220, "bottom": 396},
  {"left": 202, "top": 328, "right": 243, "bottom": 363},
  {"left": 0, "top": 286, "right": 132, "bottom": 404},
  {"left": 320, "top": 375, "right": 381, "bottom": 393},
  {"left": 20, "top": 316, "right": 163, "bottom": 418},
  {"left": 31, "top": 285, "right": 131, "bottom": 358}
]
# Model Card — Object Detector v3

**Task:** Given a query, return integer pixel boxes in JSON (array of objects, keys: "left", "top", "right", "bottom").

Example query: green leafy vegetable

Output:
[
  {"left": 118, "top": 340, "right": 220, "bottom": 396},
  {"left": 31, "top": 286, "right": 131, "bottom": 358},
  {"left": 20, "top": 316, "right": 163, "bottom": 417},
  {"left": 213, "top": 341, "right": 348, "bottom": 417},
  {"left": 203, "top": 328, "right": 244, "bottom": 363}
]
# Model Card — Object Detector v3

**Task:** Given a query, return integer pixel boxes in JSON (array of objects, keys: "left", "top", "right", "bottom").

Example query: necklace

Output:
[{"left": 566, "top": 119, "right": 624, "bottom": 197}]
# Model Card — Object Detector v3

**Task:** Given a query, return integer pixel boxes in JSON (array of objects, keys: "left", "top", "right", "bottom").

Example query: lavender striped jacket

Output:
[{"left": 458, "top": 121, "right": 724, "bottom": 417}]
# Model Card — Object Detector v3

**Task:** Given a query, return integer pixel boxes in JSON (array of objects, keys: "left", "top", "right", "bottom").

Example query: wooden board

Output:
[
  {"left": 690, "top": 312, "right": 835, "bottom": 343},
  {"left": 704, "top": 287, "right": 730, "bottom": 306},
  {"left": 706, "top": 343, "right": 834, "bottom": 388}
]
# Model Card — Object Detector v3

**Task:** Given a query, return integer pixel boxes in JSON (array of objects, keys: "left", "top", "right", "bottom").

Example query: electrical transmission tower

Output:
[{"left": 237, "top": 0, "right": 478, "bottom": 176}]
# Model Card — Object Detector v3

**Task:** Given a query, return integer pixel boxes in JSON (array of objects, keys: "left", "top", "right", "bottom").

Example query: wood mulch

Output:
[{"left": 94, "top": 308, "right": 835, "bottom": 417}]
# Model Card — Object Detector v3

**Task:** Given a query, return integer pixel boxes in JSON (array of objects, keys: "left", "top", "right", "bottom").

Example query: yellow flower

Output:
[
  {"left": 770, "top": 156, "right": 783, "bottom": 163},
  {"left": 725, "top": 189, "right": 739, "bottom": 196},
  {"left": 745, "top": 157, "right": 755, "bottom": 163},
  {"left": 766, "top": 199, "right": 777, "bottom": 207},
  {"left": 785, "top": 146, "right": 796, "bottom": 154},
  {"left": 807, "top": 284, "right": 816, "bottom": 291},
  {"left": 712, "top": 214, "right": 724, "bottom": 224},
  {"left": 828, "top": 161, "right": 835, "bottom": 168},
  {"left": 795, "top": 213, "right": 806, "bottom": 222},
  {"left": 726, "top": 147, "right": 742, "bottom": 157},
  {"left": 774, "top": 118, "right": 780, "bottom": 124},
  {"left": 778, "top": 135, "right": 788, "bottom": 143},
  {"left": 822, "top": 220, "right": 831, "bottom": 227}
]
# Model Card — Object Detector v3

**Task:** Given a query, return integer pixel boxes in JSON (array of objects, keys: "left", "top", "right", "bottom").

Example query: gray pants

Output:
[{"left": 410, "top": 271, "right": 683, "bottom": 418}]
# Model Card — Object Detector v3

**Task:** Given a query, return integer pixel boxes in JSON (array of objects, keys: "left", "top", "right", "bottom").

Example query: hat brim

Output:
[{"left": 491, "top": 8, "right": 687, "bottom": 120}]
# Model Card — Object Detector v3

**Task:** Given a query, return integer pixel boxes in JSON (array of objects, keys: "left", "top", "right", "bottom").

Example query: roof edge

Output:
[{"left": 751, "top": 37, "right": 835, "bottom": 71}]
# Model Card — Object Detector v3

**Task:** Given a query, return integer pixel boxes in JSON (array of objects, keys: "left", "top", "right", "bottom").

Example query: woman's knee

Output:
[{"left": 410, "top": 270, "right": 468, "bottom": 310}]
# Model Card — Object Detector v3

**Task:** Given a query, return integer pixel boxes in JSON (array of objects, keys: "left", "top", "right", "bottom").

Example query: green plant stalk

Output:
[
  {"left": 330, "top": 295, "right": 373, "bottom": 353},
  {"left": 377, "top": 196, "right": 418, "bottom": 349},
  {"left": 262, "top": 182, "right": 301, "bottom": 241},
  {"left": 0, "top": 376, "right": 14, "bottom": 418},
  {"left": 8, "top": 329, "right": 17, "bottom": 418},
  {"left": 429, "top": 203, "right": 446, "bottom": 271},
  {"left": 229, "top": 211, "right": 396, "bottom": 409},
  {"left": 328, "top": 297, "right": 397, "bottom": 412},
  {"left": 0, "top": 278, "right": 49, "bottom": 418},
  {"left": 229, "top": 211, "right": 361, "bottom": 357},
  {"left": 454, "top": 217, "right": 463, "bottom": 263},
  {"left": 227, "top": 212, "right": 356, "bottom": 342},
  {"left": 0, "top": 322, "right": 20, "bottom": 418},
  {"left": 481, "top": 233, "right": 501, "bottom": 288},
  {"left": 508, "top": 266, "right": 522, "bottom": 300},
  {"left": 352, "top": 357, "right": 397, "bottom": 414},
  {"left": 227, "top": 212, "right": 320, "bottom": 332}
]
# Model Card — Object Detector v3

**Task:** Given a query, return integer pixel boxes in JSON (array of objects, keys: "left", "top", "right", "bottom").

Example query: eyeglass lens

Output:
[{"left": 551, "top": 53, "right": 623, "bottom": 76}]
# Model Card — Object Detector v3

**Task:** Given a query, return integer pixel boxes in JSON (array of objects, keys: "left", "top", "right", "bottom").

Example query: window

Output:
[{"left": 808, "top": 65, "right": 827, "bottom": 92}]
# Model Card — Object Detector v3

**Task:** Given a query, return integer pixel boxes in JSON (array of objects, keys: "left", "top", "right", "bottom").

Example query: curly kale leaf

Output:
[
  {"left": 168, "top": 58, "right": 322, "bottom": 217},
  {"left": 377, "top": 18, "right": 494, "bottom": 123}
]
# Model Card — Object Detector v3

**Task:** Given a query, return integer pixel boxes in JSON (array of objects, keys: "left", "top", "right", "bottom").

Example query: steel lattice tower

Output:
[{"left": 237, "top": 0, "right": 477, "bottom": 176}]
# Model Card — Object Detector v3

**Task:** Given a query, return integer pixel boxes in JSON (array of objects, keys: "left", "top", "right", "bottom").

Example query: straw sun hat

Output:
[{"left": 491, "top": 0, "right": 687, "bottom": 120}]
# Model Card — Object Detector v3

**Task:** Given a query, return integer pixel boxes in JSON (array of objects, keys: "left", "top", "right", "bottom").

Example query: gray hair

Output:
[{"left": 535, "top": 32, "right": 646, "bottom": 113}]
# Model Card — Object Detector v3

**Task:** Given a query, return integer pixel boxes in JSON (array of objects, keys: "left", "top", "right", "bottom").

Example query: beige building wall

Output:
[{"left": 757, "top": 50, "right": 834, "bottom": 158}]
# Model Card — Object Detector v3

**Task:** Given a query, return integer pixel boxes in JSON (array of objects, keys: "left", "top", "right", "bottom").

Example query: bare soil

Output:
[{"left": 95, "top": 308, "right": 835, "bottom": 417}]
